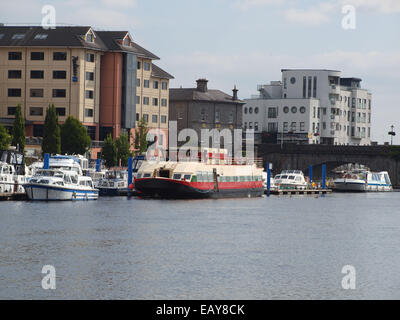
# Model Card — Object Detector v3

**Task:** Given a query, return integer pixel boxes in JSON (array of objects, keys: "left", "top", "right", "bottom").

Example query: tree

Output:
[
  {"left": 134, "top": 118, "right": 149, "bottom": 155},
  {"left": 11, "top": 103, "right": 25, "bottom": 152},
  {"left": 42, "top": 104, "right": 61, "bottom": 155},
  {"left": 0, "top": 125, "right": 12, "bottom": 150},
  {"left": 116, "top": 132, "right": 132, "bottom": 166},
  {"left": 61, "top": 116, "right": 91, "bottom": 155},
  {"left": 101, "top": 134, "right": 117, "bottom": 168}
]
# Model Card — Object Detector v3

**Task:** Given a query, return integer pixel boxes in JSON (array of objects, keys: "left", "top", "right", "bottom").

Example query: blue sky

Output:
[{"left": 2, "top": 0, "right": 400, "bottom": 143}]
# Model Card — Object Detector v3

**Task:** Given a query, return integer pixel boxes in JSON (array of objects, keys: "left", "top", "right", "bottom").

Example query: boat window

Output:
[
  {"left": 40, "top": 179, "right": 49, "bottom": 184},
  {"left": 136, "top": 173, "right": 142, "bottom": 178},
  {"left": 196, "top": 171, "right": 203, "bottom": 182},
  {"left": 233, "top": 176, "right": 238, "bottom": 182},
  {"left": 79, "top": 181, "right": 86, "bottom": 186},
  {"left": 384, "top": 174, "right": 391, "bottom": 185},
  {"left": 118, "top": 182, "right": 124, "bottom": 187},
  {"left": 56, "top": 181, "right": 64, "bottom": 186},
  {"left": 71, "top": 175, "right": 78, "bottom": 184},
  {"left": 191, "top": 175, "right": 197, "bottom": 182},
  {"left": 225, "top": 176, "right": 231, "bottom": 182},
  {"left": 159, "top": 169, "right": 170, "bottom": 178},
  {"left": 295, "top": 177, "right": 301, "bottom": 181},
  {"left": 288, "top": 176, "right": 295, "bottom": 180},
  {"left": 281, "top": 175, "right": 288, "bottom": 179},
  {"left": 208, "top": 172, "right": 214, "bottom": 182},
  {"left": 275, "top": 175, "right": 280, "bottom": 179},
  {"left": 239, "top": 176, "right": 245, "bottom": 182},
  {"left": 173, "top": 173, "right": 182, "bottom": 180},
  {"left": 184, "top": 174, "right": 191, "bottom": 181},
  {"left": 143, "top": 173, "right": 151, "bottom": 178}
]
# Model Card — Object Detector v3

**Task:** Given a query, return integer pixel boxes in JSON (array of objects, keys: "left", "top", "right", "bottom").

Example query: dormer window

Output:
[
  {"left": 12, "top": 34, "right": 25, "bottom": 40},
  {"left": 34, "top": 34, "right": 48, "bottom": 40},
  {"left": 86, "top": 34, "right": 94, "bottom": 42},
  {"left": 123, "top": 38, "right": 130, "bottom": 46}
]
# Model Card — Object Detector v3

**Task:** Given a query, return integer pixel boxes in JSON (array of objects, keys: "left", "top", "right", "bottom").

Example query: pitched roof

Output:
[
  {"left": 152, "top": 64, "right": 174, "bottom": 79},
  {"left": 0, "top": 26, "right": 107, "bottom": 50},
  {"left": 170, "top": 88, "right": 244, "bottom": 104}
]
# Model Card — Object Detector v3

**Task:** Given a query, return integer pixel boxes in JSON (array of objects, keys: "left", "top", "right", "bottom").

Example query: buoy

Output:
[{"left": 129, "top": 183, "right": 134, "bottom": 190}]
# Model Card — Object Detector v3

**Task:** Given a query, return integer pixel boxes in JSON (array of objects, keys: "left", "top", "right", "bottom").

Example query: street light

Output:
[{"left": 388, "top": 125, "right": 396, "bottom": 145}]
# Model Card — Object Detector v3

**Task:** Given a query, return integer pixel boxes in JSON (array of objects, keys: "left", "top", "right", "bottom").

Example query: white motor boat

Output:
[
  {"left": 274, "top": 170, "right": 308, "bottom": 190},
  {"left": 333, "top": 170, "right": 392, "bottom": 192},
  {"left": 24, "top": 169, "right": 98, "bottom": 200},
  {"left": 0, "top": 161, "right": 27, "bottom": 193}
]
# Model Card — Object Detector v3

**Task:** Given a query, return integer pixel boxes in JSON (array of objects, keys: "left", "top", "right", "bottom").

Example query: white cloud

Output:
[
  {"left": 284, "top": 2, "right": 337, "bottom": 25},
  {"left": 101, "top": 0, "right": 137, "bottom": 8},
  {"left": 339, "top": 0, "right": 400, "bottom": 14},
  {"left": 233, "top": 0, "right": 285, "bottom": 11}
]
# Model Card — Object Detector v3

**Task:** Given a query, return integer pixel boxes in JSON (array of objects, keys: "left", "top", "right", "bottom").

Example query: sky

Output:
[{"left": 2, "top": 0, "right": 400, "bottom": 143}]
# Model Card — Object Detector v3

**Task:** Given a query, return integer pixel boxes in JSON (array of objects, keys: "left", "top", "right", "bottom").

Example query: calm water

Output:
[{"left": 1, "top": 192, "right": 400, "bottom": 299}]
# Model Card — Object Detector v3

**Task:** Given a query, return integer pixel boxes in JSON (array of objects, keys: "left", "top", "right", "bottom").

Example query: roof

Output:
[
  {"left": 152, "top": 64, "right": 174, "bottom": 79},
  {"left": 0, "top": 26, "right": 160, "bottom": 59},
  {"left": 281, "top": 69, "right": 341, "bottom": 73},
  {"left": 170, "top": 88, "right": 245, "bottom": 104}
]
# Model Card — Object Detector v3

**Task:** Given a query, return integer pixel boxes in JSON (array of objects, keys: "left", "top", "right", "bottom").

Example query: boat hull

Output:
[
  {"left": 98, "top": 187, "right": 128, "bottom": 196},
  {"left": 333, "top": 180, "right": 366, "bottom": 192},
  {"left": 24, "top": 184, "right": 99, "bottom": 201},
  {"left": 134, "top": 178, "right": 264, "bottom": 199}
]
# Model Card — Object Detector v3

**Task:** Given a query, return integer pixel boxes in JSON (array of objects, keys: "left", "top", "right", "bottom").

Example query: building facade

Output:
[
  {"left": 0, "top": 26, "right": 173, "bottom": 156},
  {"left": 169, "top": 79, "right": 244, "bottom": 148},
  {"left": 243, "top": 69, "right": 372, "bottom": 145}
]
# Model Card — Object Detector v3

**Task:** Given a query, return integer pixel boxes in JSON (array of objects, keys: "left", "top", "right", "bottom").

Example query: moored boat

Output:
[
  {"left": 98, "top": 170, "right": 128, "bottom": 196},
  {"left": 333, "top": 170, "right": 392, "bottom": 192},
  {"left": 274, "top": 170, "right": 308, "bottom": 190}
]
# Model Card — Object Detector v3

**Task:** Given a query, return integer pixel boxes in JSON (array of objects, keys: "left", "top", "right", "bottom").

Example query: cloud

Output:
[
  {"left": 339, "top": 0, "right": 400, "bottom": 14},
  {"left": 233, "top": 0, "right": 285, "bottom": 11},
  {"left": 284, "top": 2, "right": 337, "bottom": 25}
]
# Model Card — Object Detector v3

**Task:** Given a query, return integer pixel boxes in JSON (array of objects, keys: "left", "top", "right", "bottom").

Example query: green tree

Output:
[
  {"left": 11, "top": 103, "right": 25, "bottom": 152},
  {"left": 134, "top": 118, "right": 149, "bottom": 155},
  {"left": 60, "top": 116, "right": 91, "bottom": 155},
  {"left": 116, "top": 132, "right": 132, "bottom": 166},
  {"left": 101, "top": 134, "right": 117, "bottom": 168},
  {"left": 0, "top": 125, "right": 12, "bottom": 150},
  {"left": 42, "top": 104, "right": 61, "bottom": 155}
]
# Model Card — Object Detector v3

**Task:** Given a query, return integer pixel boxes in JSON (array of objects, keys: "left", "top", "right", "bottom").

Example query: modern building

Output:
[
  {"left": 0, "top": 25, "right": 173, "bottom": 156},
  {"left": 169, "top": 79, "right": 245, "bottom": 147},
  {"left": 243, "top": 69, "right": 372, "bottom": 145}
]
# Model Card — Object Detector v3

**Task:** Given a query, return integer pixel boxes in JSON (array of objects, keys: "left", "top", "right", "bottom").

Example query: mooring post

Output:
[
  {"left": 43, "top": 153, "right": 50, "bottom": 169},
  {"left": 322, "top": 164, "right": 326, "bottom": 190},
  {"left": 127, "top": 156, "right": 133, "bottom": 196},
  {"left": 309, "top": 165, "right": 313, "bottom": 187},
  {"left": 96, "top": 159, "right": 101, "bottom": 172},
  {"left": 266, "top": 162, "right": 271, "bottom": 197}
]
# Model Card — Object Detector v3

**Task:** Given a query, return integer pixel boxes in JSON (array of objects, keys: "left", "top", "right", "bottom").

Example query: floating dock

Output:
[
  {"left": 266, "top": 189, "right": 332, "bottom": 196},
  {"left": 0, "top": 192, "right": 27, "bottom": 201}
]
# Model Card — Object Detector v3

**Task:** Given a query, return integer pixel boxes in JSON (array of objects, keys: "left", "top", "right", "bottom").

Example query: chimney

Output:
[
  {"left": 196, "top": 78, "right": 208, "bottom": 92},
  {"left": 232, "top": 85, "right": 238, "bottom": 100}
]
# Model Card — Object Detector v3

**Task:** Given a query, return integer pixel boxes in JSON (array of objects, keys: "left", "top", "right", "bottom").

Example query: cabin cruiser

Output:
[
  {"left": 0, "top": 161, "right": 27, "bottom": 193},
  {"left": 333, "top": 170, "right": 392, "bottom": 192},
  {"left": 97, "top": 170, "right": 128, "bottom": 196},
  {"left": 274, "top": 170, "right": 308, "bottom": 190},
  {"left": 24, "top": 169, "right": 98, "bottom": 200}
]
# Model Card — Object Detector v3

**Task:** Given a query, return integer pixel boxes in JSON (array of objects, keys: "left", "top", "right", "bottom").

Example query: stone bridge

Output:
[{"left": 256, "top": 143, "right": 400, "bottom": 187}]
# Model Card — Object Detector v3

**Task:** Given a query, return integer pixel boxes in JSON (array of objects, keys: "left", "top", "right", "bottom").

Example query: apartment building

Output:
[
  {"left": 0, "top": 25, "right": 173, "bottom": 155},
  {"left": 243, "top": 69, "right": 372, "bottom": 145}
]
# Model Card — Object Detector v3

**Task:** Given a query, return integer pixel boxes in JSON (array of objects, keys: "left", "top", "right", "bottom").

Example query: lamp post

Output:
[{"left": 388, "top": 125, "right": 396, "bottom": 145}]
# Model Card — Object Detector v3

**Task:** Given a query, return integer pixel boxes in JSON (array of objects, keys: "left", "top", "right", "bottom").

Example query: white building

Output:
[{"left": 243, "top": 69, "right": 372, "bottom": 145}]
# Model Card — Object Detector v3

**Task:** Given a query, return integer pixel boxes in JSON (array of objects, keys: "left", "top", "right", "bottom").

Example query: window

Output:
[
  {"left": 290, "top": 122, "right": 296, "bottom": 132},
  {"left": 161, "top": 98, "right": 167, "bottom": 107},
  {"left": 162, "top": 82, "right": 168, "bottom": 90},
  {"left": 136, "top": 113, "right": 139, "bottom": 121},
  {"left": 254, "top": 122, "right": 259, "bottom": 131},
  {"left": 7, "top": 107, "right": 17, "bottom": 116},
  {"left": 244, "top": 107, "right": 248, "bottom": 114},
  {"left": 215, "top": 111, "right": 220, "bottom": 122},
  {"left": 30, "top": 89, "right": 43, "bottom": 97},
  {"left": 85, "top": 90, "right": 94, "bottom": 99},
  {"left": 53, "top": 71, "right": 66, "bottom": 79},
  {"left": 30, "top": 107, "right": 43, "bottom": 116},
  {"left": 267, "top": 122, "right": 278, "bottom": 133},
  {"left": 249, "top": 107, "right": 253, "bottom": 114},
  {"left": 302, "top": 76, "right": 306, "bottom": 98},
  {"left": 283, "top": 78, "right": 287, "bottom": 89},
  {"left": 136, "top": 78, "right": 140, "bottom": 87},
  {"left": 53, "top": 52, "right": 67, "bottom": 60},
  {"left": 12, "top": 34, "right": 25, "bottom": 40},
  {"left": 308, "top": 76, "right": 312, "bottom": 98},
  {"left": 56, "top": 108, "right": 66, "bottom": 116},
  {"left": 8, "top": 88, "right": 21, "bottom": 97},
  {"left": 0, "top": 34, "right": 4, "bottom": 40},
  {"left": 291, "top": 106, "right": 297, "bottom": 113},
  {"left": 268, "top": 107, "right": 277, "bottom": 118},
  {"left": 86, "top": 33, "right": 94, "bottom": 42},
  {"left": 8, "top": 70, "right": 21, "bottom": 79},
  {"left": 161, "top": 115, "right": 167, "bottom": 123},
  {"left": 144, "top": 80, "right": 149, "bottom": 88},
  {"left": 143, "top": 114, "right": 149, "bottom": 122},
  {"left": 8, "top": 52, "right": 22, "bottom": 60},
  {"left": 254, "top": 107, "right": 259, "bottom": 114},
  {"left": 283, "top": 122, "right": 288, "bottom": 132},
  {"left": 86, "top": 53, "right": 94, "bottom": 62},
  {"left": 290, "top": 77, "right": 296, "bottom": 84},
  {"left": 313, "top": 76, "right": 317, "bottom": 98},
  {"left": 85, "top": 72, "right": 94, "bottom": 81},
  {"left": 299, "top": 106, "right": 306, "bottom": 113},
  {"left": 31, "top": 52, "right": 44, "bottom": 60},
  {"left": 136, "top": 96, "right": 140, "bottom": 104},
  {"left": 31, "top": 70, "right": 44, "bottom": 79},
  {"left": 52, "top": 89, "right": 66, "bottom": 98},
  {"left": 153, "top": 81, "right": 159, "bottom": 89},
  {"left": 34, "top": 34, "right": 48, "bottom": 40},
  {"left": 300, "top": 122, "right": 305, "bottom": 131},
  {"left": 152, "top": 115, "right": 158, "bottom": 123},
  {"left": 137, "top": 61, "right": 141, "bottom": 69},
  {"left": 144, "top": 62, "right": 150, "bottom": 71},
  {"left": 283, "top": 106, "right": 289, "bottom": 113},
  {"left": 152, "top": 98, "right": 158, "bottom": 106},
  {"left": 85, "top": 109, "right": 93, "bottom": 117},
  {"left": 143, "top": 97, "right": 149, "bottom": 105}
]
